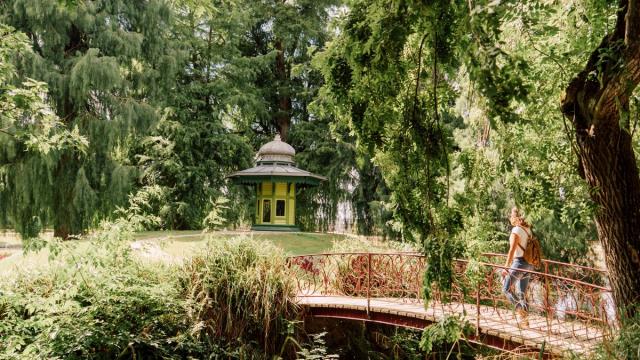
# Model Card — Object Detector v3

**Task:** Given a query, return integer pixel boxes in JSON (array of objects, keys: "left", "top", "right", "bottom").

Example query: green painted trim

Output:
[
  {"left": 285, "top": 182, "right": 290, "bottom": 225},
  {"left": 256, "top": 184, "right": 261, "bottom": 224},
  {"left": 231, "top": 176, "right": 322, "bottom": 186},
  {"left": 250, "top": 224, "right": 301, "bottom": 232},
  {"left": 271, "top": 181, "right": 275, "bottom": 224},
  {"left": 290, "top": 183, "right": 296, "bottom": 225},
  {"left": 260, "top": 198, "right": 273, "bottom": 224}
]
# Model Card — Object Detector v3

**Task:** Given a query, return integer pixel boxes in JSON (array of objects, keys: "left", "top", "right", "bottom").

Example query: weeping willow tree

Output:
[
  {"left": 317, "top": 1, "right": 464, "bottom": 241},
  {"left": 318, "top": 0, "right": 640, "bottom": 313},
  {"left": 315, "top": 0, "right": 536, "bottom": 296},
  {"left": 0, "top": 24, "right": 87, "bottom": 238},
  {"left": 0, "top": 0, "right": 179, "bottom": 238}
]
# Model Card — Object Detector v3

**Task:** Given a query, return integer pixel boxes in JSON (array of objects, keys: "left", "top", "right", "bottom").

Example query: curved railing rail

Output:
[
  {"left": 481, "top": 253, "right": 609, "bottom": 287},
  {"left": 288, "top": 252, "right": 615, "bottom": 346}
]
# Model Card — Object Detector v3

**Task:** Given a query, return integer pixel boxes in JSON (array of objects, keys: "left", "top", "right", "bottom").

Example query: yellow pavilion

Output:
[{"left": 227, "top": 134, "right": 326, "bottom": 231}]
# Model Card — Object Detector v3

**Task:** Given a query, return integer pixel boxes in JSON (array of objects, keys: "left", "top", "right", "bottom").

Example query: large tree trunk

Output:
[
  {"left": 561, "top": 0, "right": 640, "bottom": 317},
  {"left": 52, "top": 153, "right": 79, "bottom": 240},
  {"left": 274, "top": 39, "right": 291, "bottom": 141},
  {"left": 50, "top": 26, "right": 83, "bottom": 240}
]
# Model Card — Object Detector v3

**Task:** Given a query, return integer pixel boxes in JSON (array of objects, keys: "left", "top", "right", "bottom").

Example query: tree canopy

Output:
[{"left": 1, "top": 0, "right": 180, "bottom": 238}]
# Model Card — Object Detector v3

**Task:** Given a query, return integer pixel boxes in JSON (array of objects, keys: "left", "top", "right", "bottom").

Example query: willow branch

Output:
[
  {"left": 412, "top": 33, "right": 429, "bottom": 124},
  {"left": 0, "top": 128, "right": 16, "bottom": 137},
  {"left": 432, "top": 32, "right": 450, "bottom": 206}
]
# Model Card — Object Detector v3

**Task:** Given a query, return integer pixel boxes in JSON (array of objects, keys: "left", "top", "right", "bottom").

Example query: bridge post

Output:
[
  {"left": 476, "top": 276, "right": 481, "bottom": 337},
  {"left": 544, "top": 262, "right": 551, "bottom": 335},
  {"left": 367, "top": 252, "right": 371, "bottom": 318}
]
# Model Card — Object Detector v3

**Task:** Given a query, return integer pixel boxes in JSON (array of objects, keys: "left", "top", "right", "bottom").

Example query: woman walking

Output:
[{"left": 501, "top": 207, "right": 535, "bottom": 327}]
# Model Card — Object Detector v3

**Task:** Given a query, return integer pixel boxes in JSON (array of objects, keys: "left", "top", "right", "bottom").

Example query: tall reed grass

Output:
[{"left": 179, "top": 237, "right": 299, "bottom": 353}]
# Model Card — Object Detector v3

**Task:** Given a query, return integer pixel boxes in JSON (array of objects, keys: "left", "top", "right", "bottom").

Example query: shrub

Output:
[
  {"left": 0, "top": 250, "right": 196, "bottom": 359},
  {"left": 593, "top": 307, "right": 640, "bottom": 360},
  {"left": 0, "top": 227, "right": 300, "bottom": 359}
]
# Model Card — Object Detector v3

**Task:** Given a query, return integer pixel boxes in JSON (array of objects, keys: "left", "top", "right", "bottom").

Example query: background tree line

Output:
[{"left": 0, "top": 0, "right": 383, "bottom": 237}]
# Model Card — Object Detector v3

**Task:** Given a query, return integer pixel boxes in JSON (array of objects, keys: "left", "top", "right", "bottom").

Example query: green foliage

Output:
[
  {"left": 350, "top": 154, "right": 395, "bottom": 237},
  {"left": 179, "top": 237, "right": 299, "bottom": 354},
  {"left": 114, "top": 185, "right": 164, "bottom": 229},
  {"left": 313, "top": 0, "right": 612, "bottom": 307},
  {"left": 329, "top": 234, "right": 418, "bottom": 253},
  {"left": 316, "top": 0, "right": 466, "bottom": 242},
  {"left": 377, "top": 329, "right": 424, "bottom": 360},
  {"left": 130, "top": 0, "right": 257, "bottom": 230},
  {"left": 0, "top": 222, "right": 301, "bottom": 359},
  {"left": 419, "top": 315, "right": 473, "bottom": 355},
  {"left": 231, "top": 0, "right": 341, "bottom": 138},
  {"left": 0, "top": 24, "right": 87, "bottom": 238},
  {"left": 202, "top": 197, "right": 230, "bottom": 231},
  {"left": 422, "top": 232, "right": 466, "bottom": 302},
  {"left": 133, "top": 0, "right": 364, "bottom": 232},
  {"left": 0, "top": 0, "right": 180, "bottom": 238},
  {"left": 294, "top": 332, "right": 339, "bottom": 360},
  {"left": 593, "top": 307, "right": 640, "bottom": 360},
  {"left": 447, "top": 0, "right": 609, "bottom": 264},
  {"left": 134, "top": 110, "right": 253, "bottom": 229},
  {"left": 0, "top": 220, "right": 191, "bottom": 359},
  {"left": 290, "top": 117, "right": 360, "bottom": 232}
]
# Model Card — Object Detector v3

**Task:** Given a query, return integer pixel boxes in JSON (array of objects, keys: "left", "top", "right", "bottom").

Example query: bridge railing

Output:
[
  {"left": 481, "top": 253, "right": 610, "bottom": 287},
  {"left": 289, "top": 252, "right": 425, "bottom": 300},
  {"left": 288, "top": 252, "right": 615, "bottom": 343}
]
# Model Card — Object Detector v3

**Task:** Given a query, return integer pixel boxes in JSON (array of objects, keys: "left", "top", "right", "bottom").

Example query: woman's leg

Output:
[
  {"left": 516, "top": 263, "right": 535, "bottom": 311},
  {"left": 502, "top": 269, "right": 518, "bottom": 305},
  {"left": 515, "top": 272, "right": 530, "bottom": 311}
]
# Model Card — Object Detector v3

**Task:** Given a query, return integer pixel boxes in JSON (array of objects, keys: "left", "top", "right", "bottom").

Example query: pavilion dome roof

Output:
[
  {"left": 257, "top": 134, "right": 295, "bottom": 163},
  {"left": 227, "top": 133, "right": 326, "bottom": 186}
]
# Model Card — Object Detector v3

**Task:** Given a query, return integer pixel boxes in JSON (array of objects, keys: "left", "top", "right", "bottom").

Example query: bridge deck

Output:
[{"left": 298, "top": 295, "right": 604, "bottom": 357}]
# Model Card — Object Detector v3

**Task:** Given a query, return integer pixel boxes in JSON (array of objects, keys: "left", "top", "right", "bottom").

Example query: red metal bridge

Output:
[{"left": 287, "top": 252, "right": 615, "bottom": 358}]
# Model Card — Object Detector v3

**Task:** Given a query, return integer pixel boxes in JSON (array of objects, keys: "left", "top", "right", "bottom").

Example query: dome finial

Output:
[{"left": 256, "top": 133, "right": 295, "bottom": 164}]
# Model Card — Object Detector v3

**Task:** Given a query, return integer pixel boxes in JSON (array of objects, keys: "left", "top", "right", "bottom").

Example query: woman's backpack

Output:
[{"left": 518, "top": 227, "right": 543, "bottom": 268}]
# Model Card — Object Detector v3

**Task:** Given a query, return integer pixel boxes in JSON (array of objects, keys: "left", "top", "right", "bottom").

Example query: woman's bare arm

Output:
[{"left": 504, "top": 232, "right": 519, "bottom": 268}]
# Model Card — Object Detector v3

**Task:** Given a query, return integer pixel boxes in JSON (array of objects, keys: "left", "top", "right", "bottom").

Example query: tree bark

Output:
[
  {"left": 275, "top": 39, "right": 291, "bottom": 141},
  {"left": 52, "top": 24, "right": 85, "bottom": 240},
  {"left": 52, "top": 153, "right": 79, "bottom": 240},
  {"left": 561, "top": 0, "right": 640, "bottom": 317}
]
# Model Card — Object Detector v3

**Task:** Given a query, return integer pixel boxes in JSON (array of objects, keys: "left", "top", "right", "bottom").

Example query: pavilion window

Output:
[
  {"left": 276, "top": 199, "right": 285, "bottom": 217},
  {"left": 262, "top": 200, "right": 271, "bottom": 222}
]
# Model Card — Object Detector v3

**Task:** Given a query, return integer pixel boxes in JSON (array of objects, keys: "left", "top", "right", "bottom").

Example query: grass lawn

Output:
[
  {"left": 134, "top": 230, "right": 347, "bottom": 257},
  {"left": 0, "top": 230, "right": 348, "bottom": 274}
]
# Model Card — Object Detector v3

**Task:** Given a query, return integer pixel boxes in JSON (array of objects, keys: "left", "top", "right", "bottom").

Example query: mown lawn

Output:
[
  {"left": 133, "top": 230, "right": 346, "bottom": 257},
  {"left": 0, "top": 230, "right": 347, "bottom": 274}
]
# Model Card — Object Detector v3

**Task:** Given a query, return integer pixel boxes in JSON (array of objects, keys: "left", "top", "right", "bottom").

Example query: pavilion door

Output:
[{"left": 262, "top": 199, "right": 271, "bottom": 223}]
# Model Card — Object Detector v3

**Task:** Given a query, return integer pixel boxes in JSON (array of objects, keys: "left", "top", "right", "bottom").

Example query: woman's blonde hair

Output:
[{"left": 511, "top": 207, "right": 530, "bottom": 228}]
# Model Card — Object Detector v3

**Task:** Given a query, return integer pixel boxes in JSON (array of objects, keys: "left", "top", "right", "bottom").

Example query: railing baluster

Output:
[
  {"left": 367, "top": 252, "right": 371, "bottom": 317},
  {"left": 544, "top": 262, "right": 551, "bottom": 336},
  {"left": 476, "top": 275, "right": 481, "bottom": 337}
]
